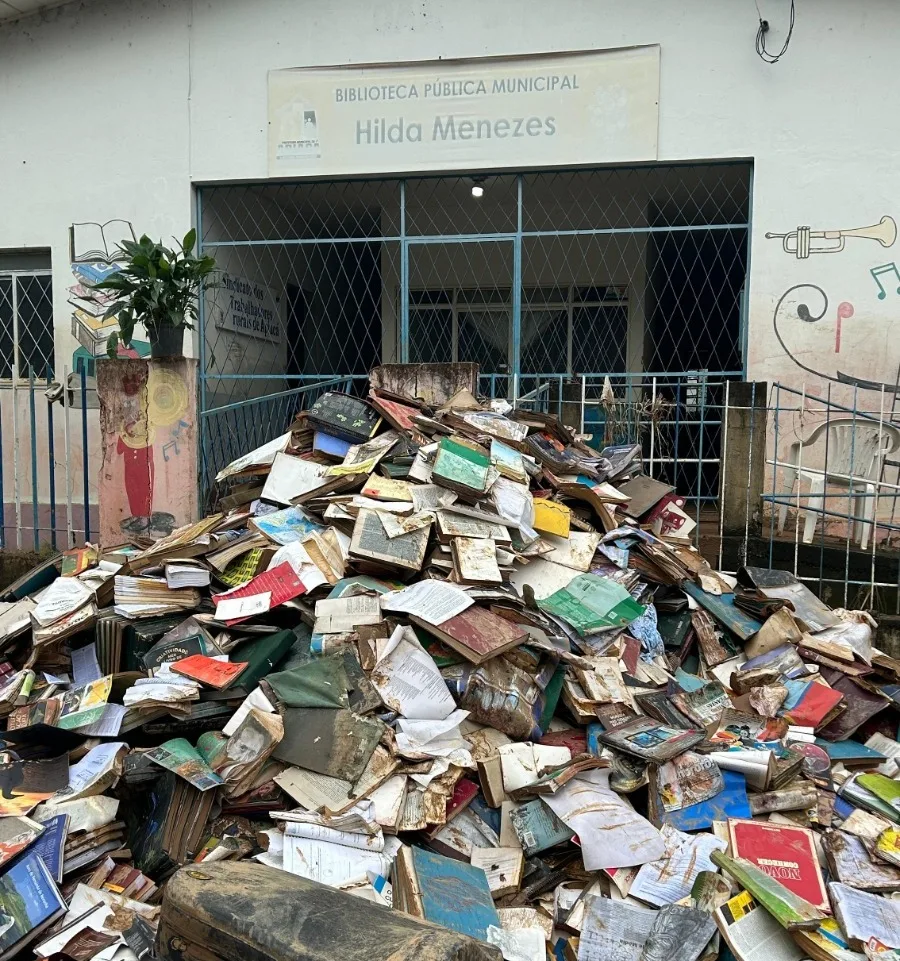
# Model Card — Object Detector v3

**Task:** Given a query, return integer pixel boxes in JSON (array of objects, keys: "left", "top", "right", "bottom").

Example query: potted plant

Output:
[{"left": 98, "top": 229, "right": 217, "bottom": 359}]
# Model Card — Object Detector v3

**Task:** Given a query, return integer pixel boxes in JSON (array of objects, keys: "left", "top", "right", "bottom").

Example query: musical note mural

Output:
[
  {"left": 97, "top": 359, "right": 199, "bottom": 548},
  {"left": 870, "top": 262, "right": 900, "bottom": 300},
  {"left": 835, "top": 302, "right": 854, "bottom": 354},
  {"left": 765, "top": 216, "right": 896, "bottom": 258},
  {"left": 772, "top": 284, "right": 900, "bottom": 393}
]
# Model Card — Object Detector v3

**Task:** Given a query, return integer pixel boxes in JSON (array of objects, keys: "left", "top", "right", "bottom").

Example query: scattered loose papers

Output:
[
  {"left": 381, "top": 579, "right": 473, "bottom": 624},
  {"left": 370, "top": 626, "right": 457, "bottom": 720}
]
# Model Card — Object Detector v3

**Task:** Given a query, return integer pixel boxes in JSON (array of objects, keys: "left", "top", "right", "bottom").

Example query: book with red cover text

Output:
[
  {"left": 727, "top": 818, "right": 828, "bottom": 911},
  {"left": 211, "top": 562, "right": 308, "bottom": 625}
]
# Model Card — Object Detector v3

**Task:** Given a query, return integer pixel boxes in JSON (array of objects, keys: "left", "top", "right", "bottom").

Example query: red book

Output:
[
  {"left": 170, "top": 655, "right": 248, "bottom": 690},
  {"left": 370, "top": 395, "right": 421, "bottom": 434},
  {"left": 539, "top": 729, "right": 588, "bottom": 754},
  {"left": 779, "top": 679, "right": 844, "bottom": 728},
  {"left": 728, "top": 818, "right": 828, "bottom": 910},
  {"left": 620, "top": 635, "right": 640, "bottom": 677},
  {"left": 446, "top": 778, "right": 479, "bottom": 822},
  {"left": 410, "top": 606, "right": 528, "bottom": 665},
  {"left": 211, "top": 562, "right": 308, "bottom": 625},
  {"left": 424, "top": 778, "right": 479, "bottom": 840}
]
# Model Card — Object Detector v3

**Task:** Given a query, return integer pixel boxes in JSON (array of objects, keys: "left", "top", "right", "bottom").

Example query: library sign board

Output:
[{"left": 268, "top": 47, "right": 660, "bottom": 177}]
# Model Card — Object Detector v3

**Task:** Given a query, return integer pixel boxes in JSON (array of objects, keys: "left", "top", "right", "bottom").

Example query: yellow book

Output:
[{"left": 533, "top": 499, "right": 571, "bottom": 537}]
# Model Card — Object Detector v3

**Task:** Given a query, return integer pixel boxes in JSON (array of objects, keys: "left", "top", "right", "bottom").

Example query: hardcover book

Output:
[
  {"left": 0, "top": 849, "right": 66, "bottom": 961},
  {"left": 170, "top": 655, "right": 248, "bottom": 690},
  {"left": 727, "top": 818, "right": 828, "bottom": 911},
  {"left": 411, "top": 605, "right": 528, "bottom": 665},
  {"left": 432, "top": 437, "right": 492, "bottom": 498},
  {"left": 306, "top": 392, "right": 381, "bottom": 444},
  {"left": 393, "top": 845, "right": 500, "bottom": 942}
]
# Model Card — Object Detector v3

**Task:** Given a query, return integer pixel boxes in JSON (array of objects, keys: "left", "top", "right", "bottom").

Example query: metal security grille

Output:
[
  {"left": 198, "top": 163, "right": 751, "bottom": 498},
  {"left": 0, "top": 271, "right": 55, "bottom": 379}
]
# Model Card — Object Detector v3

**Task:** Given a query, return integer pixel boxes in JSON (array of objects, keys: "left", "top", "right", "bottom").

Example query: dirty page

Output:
[
  {"left": 630, "top": 825, "right": 727, "bottom": 906},
  {"left": 577, "top": 895, "right": 656, "bottom": 961},
  {"left": 381, "top": 579, "right": 473, "bottom": 625},
  {"left": 543, "top": 768, "right": 665, "bottom": 871},
  {"left": 283, "top": 835, "right": 390, "bottom": 887},
  {"left": 370, "top": 625, "right": 457, "bottom": 720}
]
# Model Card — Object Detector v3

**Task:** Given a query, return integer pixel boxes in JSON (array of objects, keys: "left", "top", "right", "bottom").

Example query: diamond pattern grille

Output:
[
  {"left": 0, "top": 272, "right": 54, "bottom": 379},
  {"left": 199, "top": 164, "right": 750, "bottom": 503}
]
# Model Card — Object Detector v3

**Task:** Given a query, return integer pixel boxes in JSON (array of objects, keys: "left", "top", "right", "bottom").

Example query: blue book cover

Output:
[
  {"left": 661, "top": 770, "right": 751, "bottom": 831},
  {"left": 411, "top": 846, "right": 499, "bottom": 942},
  {"left": 681, "top": 583, "right": 763, "bottom": 640},
  {"left": 509, "top": 799, "right": 574, "bottom": 857},
  {"left": 252, "top": 506, "right": 324, "bottom": 545},
  {"left": 816, "top": 738, "right": 886, "bottom": 764},
  {"left": 32, "top": 815, "right": 68, "bottom": 883},
  {"left": 586, "top": 722, "right": 605, "bottom": 756},
  {"left": 467, "top": 795, "right": 501, "bottom": 835},
  {"left": 0, "top": 849, "right": 65, "bottom": 956},
  {"left": 673, "top": 668, "right": 708, "bottom": 693},
  {"left": 313, "top": 431, "right": 352, "bottom": 459},
  {"left": 832, "top": 795, "right": 856, "bottom": 820}
]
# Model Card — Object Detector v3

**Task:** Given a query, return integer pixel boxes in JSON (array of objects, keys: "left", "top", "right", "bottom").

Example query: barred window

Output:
[
  {"left": 409, "top": 284, "right": 629, "bottom": 375},
  {"left": 0, "top": 250, "right": 54, "bottom": 380}
]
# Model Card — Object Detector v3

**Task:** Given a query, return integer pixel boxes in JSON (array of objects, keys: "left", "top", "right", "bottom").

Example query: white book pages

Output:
[
  {"left": 544, "top": 769, "right": 665, "bottom": 871},
  {"left": 283, "top": 835, "right": 389, "bottom": 887},
  {"left": 371, "top": 626, "right": 456, "bottom": 720},
  {"left": 381, "top": 580, "right": 472, "bottom": 625}
]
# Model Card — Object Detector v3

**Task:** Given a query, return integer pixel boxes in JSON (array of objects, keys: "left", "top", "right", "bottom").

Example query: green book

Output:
[
  {"left": 124, "top": 615, "right": 186, "bottom": 672},
  {"left": 711, "top": 850, "right": 825, "bottom": 930},
  {"left": 229, "top": 629, "right": 296, "bottom": 690},
  {"left": 432, "top": 437, "right": 491, "bottom": 495},
  {"left": 538, "top": 573, "right": 645, "bottom": 636},
  {"left": 858, "top": 773, "right": 900, "bottom": 814}
]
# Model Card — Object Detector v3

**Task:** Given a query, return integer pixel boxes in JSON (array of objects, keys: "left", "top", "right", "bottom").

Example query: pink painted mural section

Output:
[{"left": 97, "top": 358, "right": 198, "bottom": 549}]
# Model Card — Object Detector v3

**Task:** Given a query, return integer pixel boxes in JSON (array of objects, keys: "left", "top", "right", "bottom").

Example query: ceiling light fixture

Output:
[{"left": 471, "top": 177, "right": 485, "bottom": 199}]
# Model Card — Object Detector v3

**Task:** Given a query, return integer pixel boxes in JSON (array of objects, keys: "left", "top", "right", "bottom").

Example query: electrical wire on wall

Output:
[{"left": 754, "top": 0, "right": 795, "bottom": 64}]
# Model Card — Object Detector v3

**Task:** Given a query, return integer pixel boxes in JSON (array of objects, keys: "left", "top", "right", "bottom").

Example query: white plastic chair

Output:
[{"left": 776, "top": 418, "right": 900, "bottom": 550}]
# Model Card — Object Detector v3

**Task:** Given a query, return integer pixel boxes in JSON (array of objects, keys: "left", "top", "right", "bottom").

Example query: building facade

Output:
[{"left": 1, "top": 0, "right": 899, "bottom": 546}]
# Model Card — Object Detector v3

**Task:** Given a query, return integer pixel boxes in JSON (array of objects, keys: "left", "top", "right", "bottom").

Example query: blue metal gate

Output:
[{"left": 197, "top": 163, "right": 751, "bottom": 509}]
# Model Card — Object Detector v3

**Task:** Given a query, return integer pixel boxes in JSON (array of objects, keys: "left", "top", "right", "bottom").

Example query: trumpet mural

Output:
[{"left": 766, "top": 215, "right": 897, "bottom": 258}]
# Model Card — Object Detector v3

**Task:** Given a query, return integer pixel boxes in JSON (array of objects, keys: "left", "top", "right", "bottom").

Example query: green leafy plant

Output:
[{"left": 97, "top": 229, "right": 217, "bottom": 358}]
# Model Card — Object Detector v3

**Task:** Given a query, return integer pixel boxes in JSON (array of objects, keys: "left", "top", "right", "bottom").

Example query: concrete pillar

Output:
[
  {"left": 720, "top": 381, "right": 768, "bottom": 538},
  {"left": 96, "top": 358, "right": 199, "bottom": 548},
  {"left": 560, "top": 378, "right": 582, "bottom": 432}
]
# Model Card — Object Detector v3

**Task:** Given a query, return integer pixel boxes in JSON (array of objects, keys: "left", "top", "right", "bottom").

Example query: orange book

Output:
[{"left": 170, "top": 655, "right": 248, "bottom": 690}]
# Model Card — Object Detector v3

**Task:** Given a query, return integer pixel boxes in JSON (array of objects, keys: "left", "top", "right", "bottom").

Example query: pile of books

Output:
[
  {"left": 69, "top": 262, "right": 121, "bottom": 359},
  {"left": 0, "top": 365, "right": 899, "bottom": 961}
]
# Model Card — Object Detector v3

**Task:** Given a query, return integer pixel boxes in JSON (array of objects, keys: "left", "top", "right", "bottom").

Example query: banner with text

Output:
[
  {"left": 268, "top": 47, "right": 659, "bottom": 177},
  {"left": 214, "top": 273, "right": 283, "bottom": 343}
]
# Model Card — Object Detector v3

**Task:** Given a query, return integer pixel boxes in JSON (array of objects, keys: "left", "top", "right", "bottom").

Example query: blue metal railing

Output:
[
  {"left": 199, "top": 375, "right": 366, "bottom": 504},
  {"left": 760, "top": 380, "right": 900, "bottom": 611},
  {"left": 1, "top": 365, "right": 94, "bottom": 551},
  {"left": 199, "top": 368, "right": 740, "bottom": 552}
]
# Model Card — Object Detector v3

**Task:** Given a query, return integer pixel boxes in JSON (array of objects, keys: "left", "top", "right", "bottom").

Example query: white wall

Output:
[
  {"left": 4, "top": 0, "right": 900, "bottom": 537},
  {"left": 3, "top": 0, "right": 899, "bottom": 393}
]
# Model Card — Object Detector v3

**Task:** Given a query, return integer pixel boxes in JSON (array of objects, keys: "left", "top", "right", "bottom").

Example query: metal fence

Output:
[
  {"left": 201, "top": 367, "right": 738, "bottom": 559},
  {"left": 197, "top": 162, "right": 751, "bottom": 490},
  {"left": 0, "top": 367, "right": 95, "bottom": 551},
  {"left": 200, "top": 375, "right": 365, "bottom": 505},
  {"left": 758, "top": 382, "right": 900, "bottom": 612},
  {"left": 708, "top": 379, "right": 900, "bottom": 613}
]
